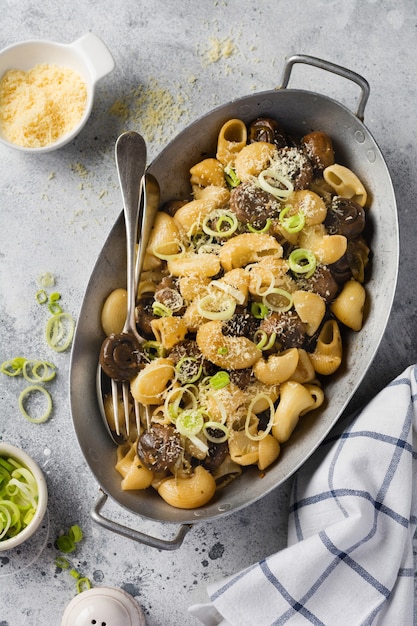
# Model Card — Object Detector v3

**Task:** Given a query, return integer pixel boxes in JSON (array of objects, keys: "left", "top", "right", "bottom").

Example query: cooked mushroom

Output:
[
  {"left": 260, "top": 311, "right": 306, "bottom": 350},
  {"left": 302, "top": 131, "right": 335, "bottom": 172},
  {"left": 299, "top": 265, "right": 340, "bottom": 303},
  {"left": 222, "top": 307, "right": 260, "bottom": 339},
  {"left": 137, "top": 424, "right": 182, "bottom": 472},
  {"left": 325, "top": 196, "right": 365, "bottom": 239},
  {"left": 248, "top": 117, "right": 288, "bottom": 149},
  {"left": 274, "top": 146, "right": 314, "bottom": 190},
  {"left": 99, "top": 332, "right": 143, "bottom": 381},
  {"left": 135, "top": 294, "right": 157, "bottom": 337},
  {"left": 229, "top": 182, "right": 280, "bottom": 229},
  {"left": 202, "top": 440, "right": 229, "bottom": 472}
]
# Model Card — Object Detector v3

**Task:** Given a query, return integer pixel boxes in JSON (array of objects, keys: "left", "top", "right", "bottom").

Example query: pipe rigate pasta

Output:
[
  {"left": 216, "top": 118, "right": 247, "bottom": 166},
  {"left": 99, "top": 114, "right": 372, "bottom": 510},
  {"left": 323, "top": 163, "right": 368, "bottom": 206},
  {"left": 310, "top": 319, "right": 343, "bottom": 375},
  {"left": 272, "top": 381, "right": 317, "bottom": 443}
]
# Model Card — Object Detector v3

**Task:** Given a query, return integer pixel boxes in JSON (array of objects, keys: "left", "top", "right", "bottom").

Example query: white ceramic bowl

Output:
[
  {"left": 0, "top": 33, "right": 114, "bottom": 153},
  {"left": 0, "top": 442, "right": 48, "bottom": 551}
]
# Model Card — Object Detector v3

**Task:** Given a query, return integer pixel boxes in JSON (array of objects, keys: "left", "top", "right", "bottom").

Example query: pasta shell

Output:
[
  {"left": 157, "top": 466, "right": 216, "bottom": 509},
  {"left": 330, "top": 279, "right": 366, "bottom": 331},
  {"left": 257, "top": 434, "right": 280, "bottom": 470},
  {"left": 101, "top": 288, "right": 127, "bottom": 336}
]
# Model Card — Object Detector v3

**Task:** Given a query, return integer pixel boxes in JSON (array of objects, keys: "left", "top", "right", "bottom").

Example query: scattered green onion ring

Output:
[
  {"left": 247, "top": 219, "right": 272, "bottom": 234},
  {"left": 22, "top": 360, "right": 56, "bottom": 383},
  {"left": 210, "top": 371, "right": 230, "bottom": 390},
  {"left": 18, "top": 385, "right": 53, "bottom": 423},
  {"left": 175, "top": 356, "right": 203, "bottom": 384},
  {"left": 142, "top": 340, "right": 165, "bottom": 359},
  {"left": 262, "top": 288, "right": 293, "bottom": 313},
  {"left": 197, "top": 293, "right": 236, "bottom": 321},
  {"left": 54, "top": 557, "right": 70, "bottom": 569},
  {"left": 279, "top": 206, "right": 306, "bottom": 233},
  {"left": 257, "top": 169, "right": 294, "bottom": 199},
  {"left": 251, "top": 301, "right": 269, "bottom": 319},
  {"left": 224, "top": 166, "right": 240, "bottom": 188},
  {"left": 55, "top": 534, "right": 76, "bottom": 553},
  {"left": 36, "top": 289, "right": 48, "bottom": 304},
  {"left": 0, "top": 357, "right": 27, "bottom": 377},
  {"left": 203, "top": 421, "right": 229, "bottom": 443},
  {"left": 69, "top": 524, "right": 83, "bottom": 543},
  {"left": 202, "top": 209, "right": 238, "bottom": 238},
  {"left": 152, "top": 302, "right": 172, "bottom": 317},
  {"left": 45, "top": 312, "right": 75, "bottom": 352},
  {"left": 76, "top": 577, "right": 92, "bottom": 593},
  {"left": 217, "top": 346, "right": 228, "bottom": 356},
  {"left": 288, "top": 248, "right": 317, "bottom": 279},
  {"left": 254, "top": 330, "right": 277, "bottom": 351}
]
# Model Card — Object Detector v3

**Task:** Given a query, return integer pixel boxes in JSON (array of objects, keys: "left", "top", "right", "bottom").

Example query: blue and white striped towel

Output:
[{"left": 189, "top": 364, "right": 417, "bottom": 625}]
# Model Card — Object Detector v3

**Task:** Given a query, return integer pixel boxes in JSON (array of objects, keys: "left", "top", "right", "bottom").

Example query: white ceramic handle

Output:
[{"left": 71, "top": 33, "right": 115, "bottom": 83}]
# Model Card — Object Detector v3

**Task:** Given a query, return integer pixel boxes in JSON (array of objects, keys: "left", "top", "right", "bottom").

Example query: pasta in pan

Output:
[{"left": 99, "top": 115, "right": 371, "bottom": 509}]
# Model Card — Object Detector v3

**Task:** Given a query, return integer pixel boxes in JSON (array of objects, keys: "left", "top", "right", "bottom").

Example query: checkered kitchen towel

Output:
[{"left": 189, "top": 364, "right": 417, "bottom": 625}]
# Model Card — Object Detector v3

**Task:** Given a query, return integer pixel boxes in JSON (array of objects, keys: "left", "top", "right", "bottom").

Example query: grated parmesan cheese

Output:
[{"left": 0, "top": 63, "right": 87, "bottom": 148}]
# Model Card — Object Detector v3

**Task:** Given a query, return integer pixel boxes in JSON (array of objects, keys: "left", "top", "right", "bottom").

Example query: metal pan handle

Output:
[
  {"left": 279, "top": 54, "right": 370, "bottom": 121},
  {"left": 91, "top": 489, "right": 191, "bottom": 550}
]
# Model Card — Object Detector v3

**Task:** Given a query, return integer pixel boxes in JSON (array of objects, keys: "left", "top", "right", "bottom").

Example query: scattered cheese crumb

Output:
[
  {"left": 71, "top": 162, "right": 89, "bottom": 179},
  {"left": 0, "top": 64, "right": 87, "bottom": 148},
  {"left": 109, "top": 78, "right": 189, "bottom": 145},
  {"left": 201, "top": 37, "right": 236, "bottom": 65}
]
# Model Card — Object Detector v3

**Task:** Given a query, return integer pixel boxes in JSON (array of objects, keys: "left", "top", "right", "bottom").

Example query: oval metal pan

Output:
[{"left": 70, "top": 84, "right": 398, "bottom": 527}]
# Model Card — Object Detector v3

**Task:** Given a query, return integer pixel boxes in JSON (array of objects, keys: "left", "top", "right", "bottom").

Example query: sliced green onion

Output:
[
  {"left": 54, "top": 556, "right": 70, "bottom": 569},
  {"left": 197, "top": 293, "right": 236, "bottom": 320},
  {"left": 36, "top": 289, "right": 48, "bottom": 304},
  {"left": 176, "top": 410, "right": 208, "bottom": 454},
  {"left": 254, "top": 330, "right": 277, "bottom": 351},
  {"left": 217, "top": 346, "right": 228, "bottom": 355},
  {"left": 288, "top": 248, "right": 317, "bottom": 278},
  {"left": 76, "top": 577, "right": 92, "bottom": 593},
  {"left": 0, "top": 457, "right": 39, "bottom": 542},
  {"left": 0, "top": 357, "right": 27, "bottom": 377},
  {"left": 247, "top": 219, "right": 272, "bottom": 234},
  {"left": 176, "top": 411, "right": 204, "bottom": 437},
  {"left": 175, "top": 356, "right": 203, "bottom": 384},
  {"left": 22, "top": 360, "right": 56, "bottom": 383},
  {"left": 152, "top": 302, "right": 172, "bottom": 317},
  {"left": 224, "top": 166, "right": 240, "bottom": 188},
  {"left": 279, "top": 206, "right": 306, "bottom": 233},
  {"left": 70, "top": 568, "right": 80, "bottom": 579},
  {"left": 69, "top": 524, "right": 83, "bottom": 543},
  {"left": 203, "top": 421, "right": 229, "bottom": 443},
  {"left": 55, "top": 535, "right": 76, "bottom": 553},
  {"left": 257, "top": 169, "right": 294, "bottom": 200},
  {"left": 202, "top": 209, "right": 238, "bottom": 238},
  {"left": 142, "top": 340, "right": 165, "bottom": 360},
  {"left": 18, "top": 385, "right": 52, "bottom": 423},
  {"left": 251, "top": 301, "right": 269, "bottom": 319},
  {"left": 45, "top": 312, "right": 75, "bottom": 352},
  {"left": 262, "top": 288, "right": 293, "bottom": 313},
  {"left": 209, "top": 371, "right": 230, "bottom": 390},
  {"left": 38, "top": 272, "right": 55, "bottom": 288}
]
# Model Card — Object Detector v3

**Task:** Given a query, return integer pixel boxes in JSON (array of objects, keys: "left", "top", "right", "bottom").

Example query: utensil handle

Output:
[
  {"left": 279, "top": 54, "right": 370, "bottom": 120},
  {"left": 91, "top": 489, "right": 191, "bottom": 550}
]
